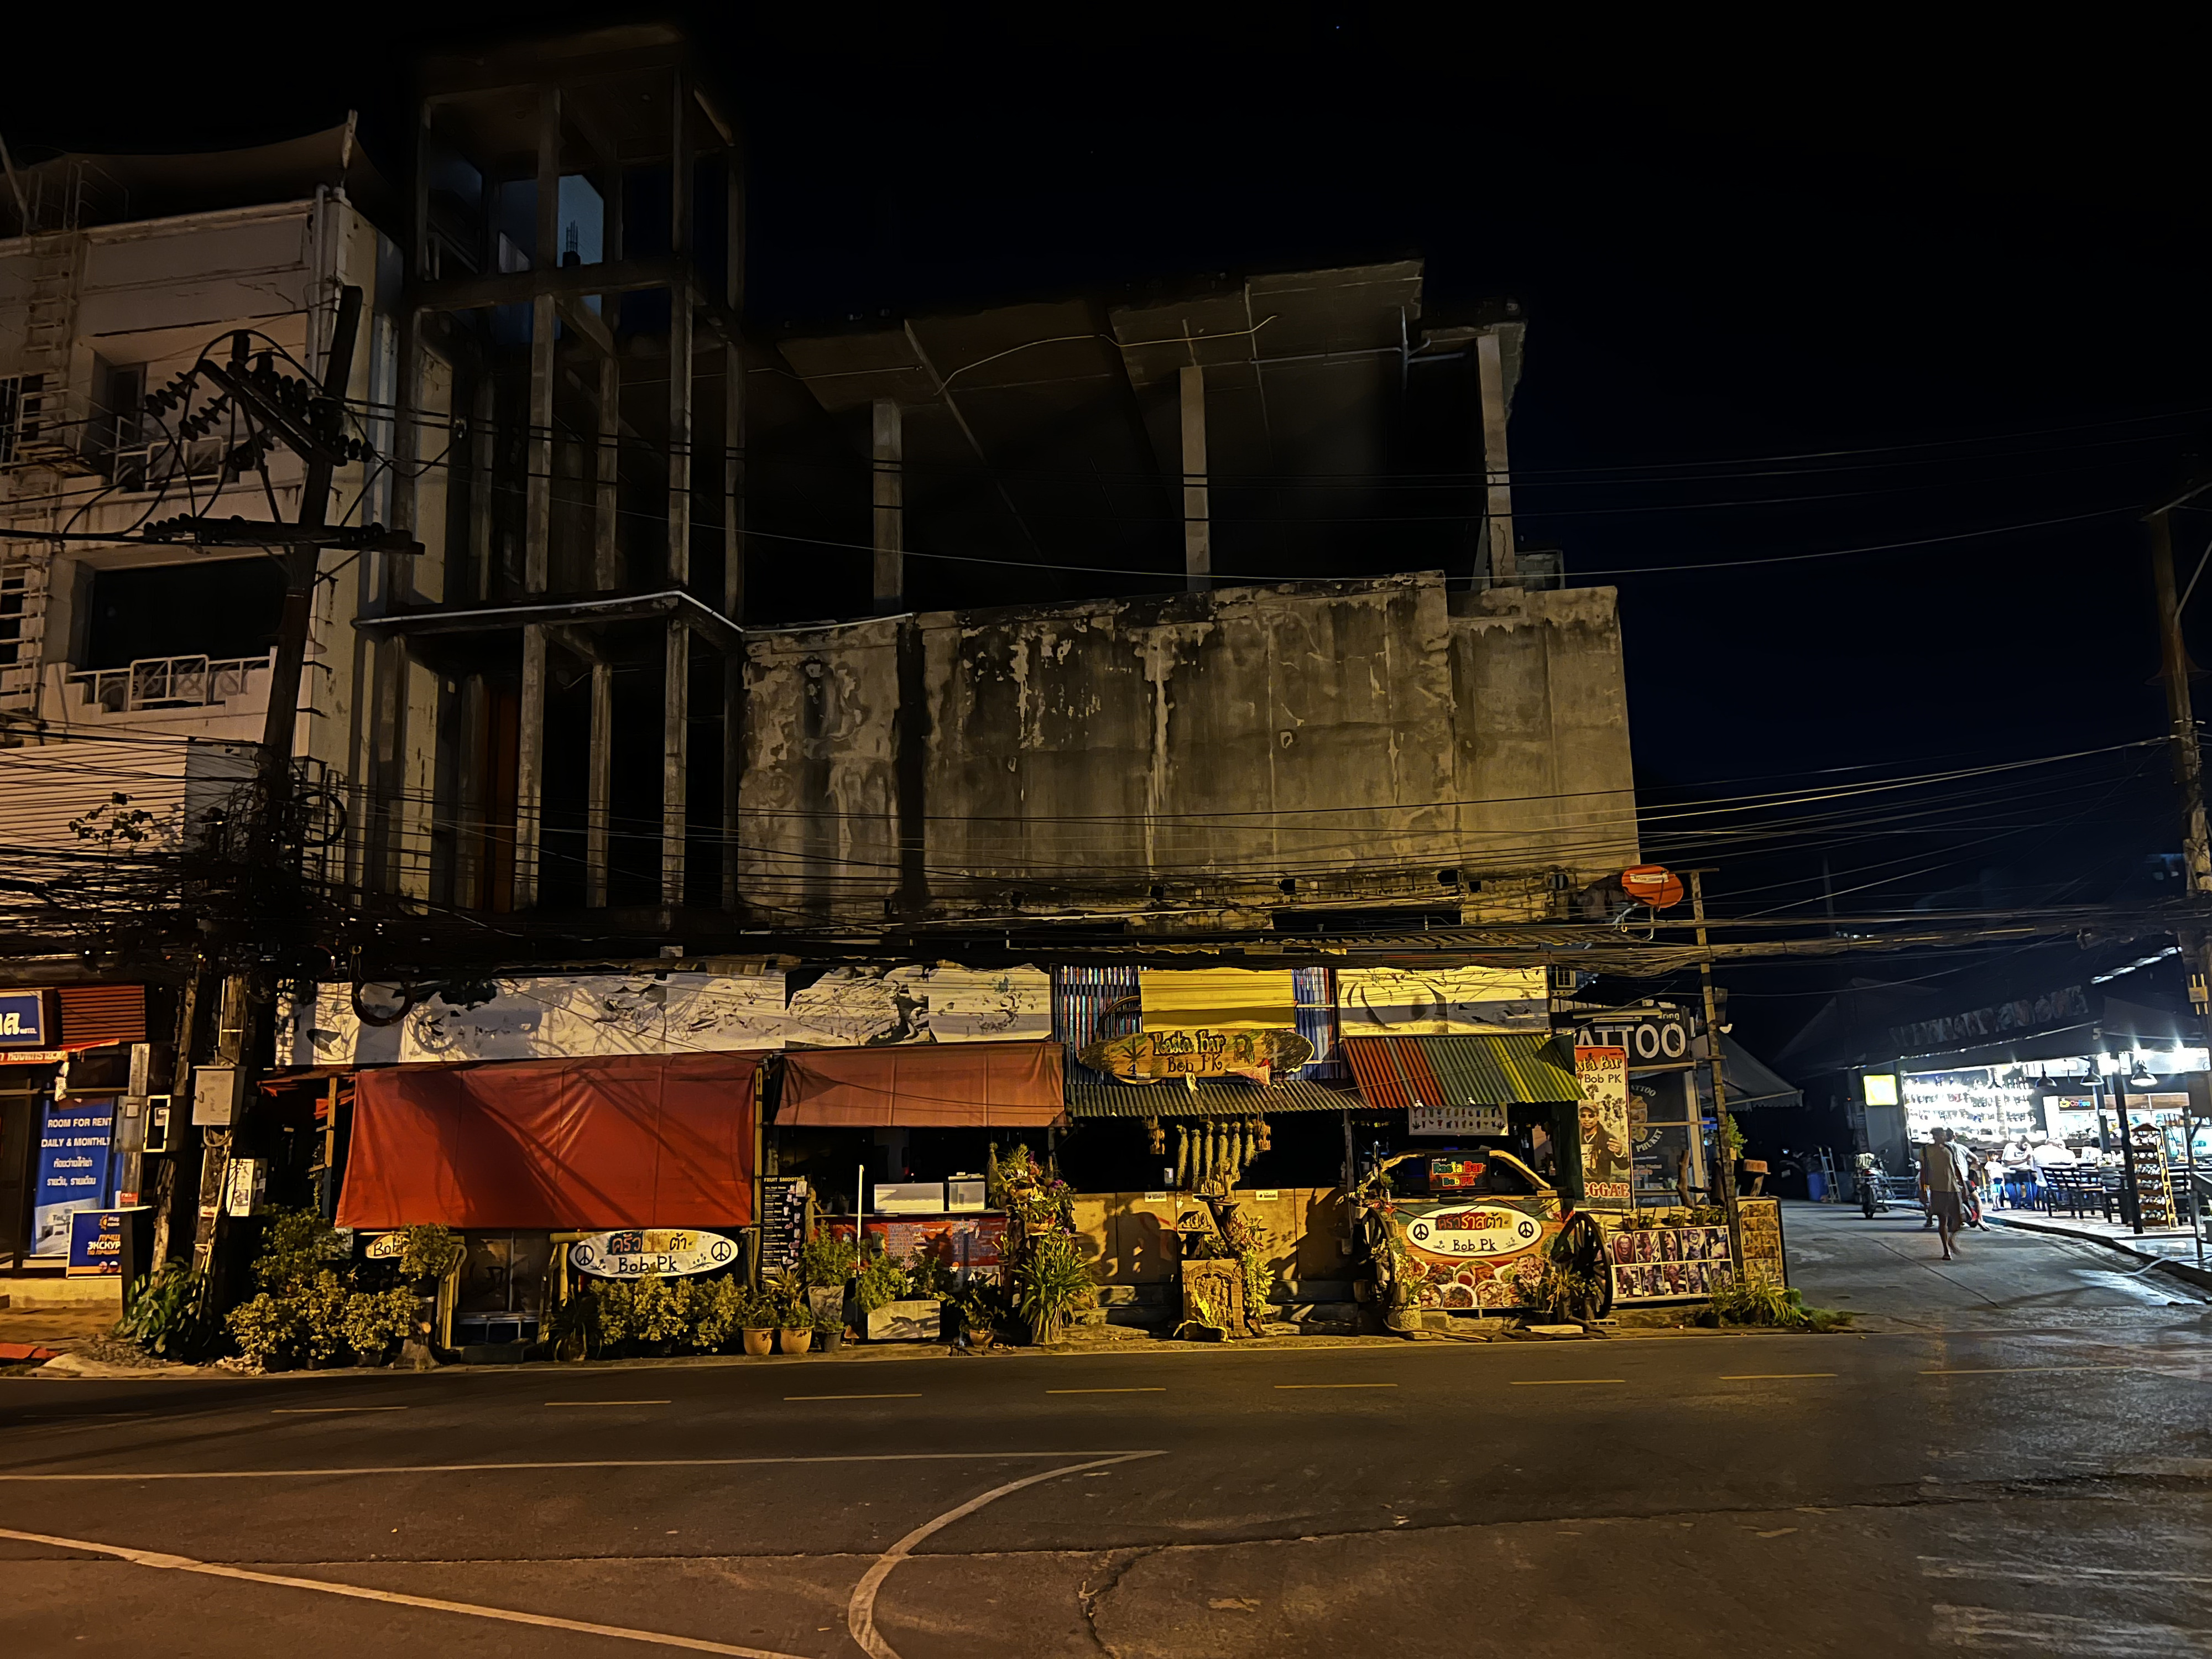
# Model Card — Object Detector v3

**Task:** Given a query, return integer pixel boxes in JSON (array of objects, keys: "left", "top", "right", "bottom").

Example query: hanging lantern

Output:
[
  {"left": 1254, "top": 1114, "right": 1272, "bottom": 1154},
  {"left": 1146, "top": 1114, "right": 1165, "bottom": 1157}
]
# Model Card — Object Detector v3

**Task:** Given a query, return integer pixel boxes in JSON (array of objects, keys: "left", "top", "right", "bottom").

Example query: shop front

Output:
[
  {"left": 0, "top": 984, "right": 154, "bottom": 1276},
  {"left": 335, "top": 1049, "right": 765, "bottom": 1351}
]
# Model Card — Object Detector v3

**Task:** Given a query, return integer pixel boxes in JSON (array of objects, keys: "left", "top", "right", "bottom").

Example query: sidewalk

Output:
[{"left": 1984, "top": 1206, "right": 2212, "bottom": 1294}]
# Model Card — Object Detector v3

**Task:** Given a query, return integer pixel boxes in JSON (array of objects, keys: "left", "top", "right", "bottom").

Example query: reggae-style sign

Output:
[{"left": 1079, "top": 1027, "right": 1313, "bottom": 1082}]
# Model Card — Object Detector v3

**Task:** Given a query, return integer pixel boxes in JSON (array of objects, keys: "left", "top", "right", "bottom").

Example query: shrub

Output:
[
  {"left": 797, "top": 1233, "right": 860, "bottom": 1290},
  {"left": 1702, "top": 1276, "right": 1849, "bottom": 1332},
  {"left": 227, "top": 1293, "right": 297, "bottom": 1368},
  {"left": 691, "top": 1276, "right": 748, "bottom": 1352},
  {"left": 394, "top": 1224, "right": 465, "bottom": 1281},
  {"left": 853, "top": 1245, "right": 910, "bottom": 1316},
  {"left": 114, "top": 1262, "right": 201, "bottom": 1358},
  {"left": 340, "top": 1285, "right": 418, "bottom": 1359}
]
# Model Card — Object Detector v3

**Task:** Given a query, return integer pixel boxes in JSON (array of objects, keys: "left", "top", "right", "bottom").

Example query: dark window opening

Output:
[{"left": 84, "top": 557, "right": 287, "bottom": 669}]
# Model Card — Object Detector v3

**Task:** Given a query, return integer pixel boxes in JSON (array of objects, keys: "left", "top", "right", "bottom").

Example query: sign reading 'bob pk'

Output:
[
  {"left": 570, "top": 1228, "right": 739, "bottom": 1279},
  {"left": 1403, "top": 1204, "right": 1545, "bottom": 1259}
]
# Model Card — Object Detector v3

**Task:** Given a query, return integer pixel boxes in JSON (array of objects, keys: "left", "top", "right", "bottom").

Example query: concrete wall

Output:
[{"left": 740, "top": 573, "right": 1638, "bottom": 925}]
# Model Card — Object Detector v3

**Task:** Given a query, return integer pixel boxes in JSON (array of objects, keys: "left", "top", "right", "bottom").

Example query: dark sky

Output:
[{"left": 15, "top": 13, "right": 2209, "bottom": 1047}]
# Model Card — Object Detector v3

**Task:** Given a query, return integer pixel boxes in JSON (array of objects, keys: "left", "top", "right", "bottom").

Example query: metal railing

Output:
[{"left": 68, "top": 651, "right": 273, "bottom": 713}]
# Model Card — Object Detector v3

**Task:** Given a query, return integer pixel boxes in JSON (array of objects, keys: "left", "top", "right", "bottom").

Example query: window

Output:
[
  {"left": 95, "top": 360, "right": 145, "bottom": 488},
  {"left": 0, "top": 565, "right": 27, "bottom": 667},
  {"left": 0, "top": 374, "right": 41, "bottom": 467}
]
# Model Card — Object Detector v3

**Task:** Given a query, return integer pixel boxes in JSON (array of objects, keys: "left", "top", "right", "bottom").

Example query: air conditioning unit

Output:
[
  {"left": 873, "top": 1181, "right": 945, "bottom": 1215},
  {"left": 945, "top": 1177, "right": 987, "bottom": 1213}
]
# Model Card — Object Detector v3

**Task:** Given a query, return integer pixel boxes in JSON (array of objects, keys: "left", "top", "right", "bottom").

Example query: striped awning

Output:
[
  {"left": 1342, "top": 1034, "right": 1583, "bottom": 1111},
  {"left": 1066, "top": 1077, "right": 1357, "bottom": 1120}
]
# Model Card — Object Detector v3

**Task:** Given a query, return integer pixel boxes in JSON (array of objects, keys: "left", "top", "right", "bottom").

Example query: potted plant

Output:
[
  {"left": 739, "top": 1286, "right": 775, "bottom": 1357},
  {"left": 1015, "top": 1232, "right": 1094, "bottom": 1347},
  {"left": 813, "top": 1314, "right": 846, "bottom": 1353},
  {"left": 775, "top": 1281, "right": 812, "bottom": 1355}
]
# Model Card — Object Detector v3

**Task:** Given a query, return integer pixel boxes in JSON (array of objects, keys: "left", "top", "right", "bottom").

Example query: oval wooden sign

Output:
[
  {"left": 1078, "top": 1027, "right": 1314, "bottom": 1082},
  {"left": 570, "top": 1228, "right": 740, "bottom": 1279}
]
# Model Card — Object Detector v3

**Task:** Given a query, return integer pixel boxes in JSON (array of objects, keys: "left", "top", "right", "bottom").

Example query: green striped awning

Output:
[
  {"left": 1065, "top": 1078, "right": 1358, "bottom": 1120},
  {"left": 1343, "top": 1034, "right": 1583, "bottom": 1111}
]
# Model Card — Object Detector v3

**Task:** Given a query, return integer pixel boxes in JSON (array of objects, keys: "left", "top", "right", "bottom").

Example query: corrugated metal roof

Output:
[
  {"left": 1343, "top": 1035, "right": 1582, "bottom": 1110},
  {"left": 1066, "top": 1078, "right": 1357, "bottom": 1119}
]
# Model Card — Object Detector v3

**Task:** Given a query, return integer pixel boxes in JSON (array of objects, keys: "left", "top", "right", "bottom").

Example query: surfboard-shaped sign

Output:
[
  {"left": 1079, "top": 1027, "right": 1314, "bottom": 1082},
  {"left": 570, "top": 1228, "right": 739, "bottom": 1279}
]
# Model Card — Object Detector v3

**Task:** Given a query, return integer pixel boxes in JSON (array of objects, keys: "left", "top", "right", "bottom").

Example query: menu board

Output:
[{"left": 759, "top": 1176, "right": 810, "bottom": 1280}]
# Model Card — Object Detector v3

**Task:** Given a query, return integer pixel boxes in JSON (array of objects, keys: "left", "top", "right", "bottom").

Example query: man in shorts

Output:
[{"left": 1919, "top": 1128, "right": 1966, "bottom": 1260}]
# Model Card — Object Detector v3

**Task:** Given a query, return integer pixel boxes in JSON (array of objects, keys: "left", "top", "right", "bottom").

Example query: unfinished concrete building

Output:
[{"left": 362, "top": 27, "right": 747, "bottom": 919}]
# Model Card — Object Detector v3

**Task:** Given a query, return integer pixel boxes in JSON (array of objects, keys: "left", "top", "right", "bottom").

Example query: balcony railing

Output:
[
  {"left": 105, "top": 435, "right": 227, "bottom": 492},
  {"left": 68, "top": 651, "right": 273, "bottom": 713}
]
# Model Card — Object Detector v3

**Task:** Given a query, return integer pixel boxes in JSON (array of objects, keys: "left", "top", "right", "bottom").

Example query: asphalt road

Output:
[{"left": 5, "top": 1205, "right": 2208, "bottom": 1658}]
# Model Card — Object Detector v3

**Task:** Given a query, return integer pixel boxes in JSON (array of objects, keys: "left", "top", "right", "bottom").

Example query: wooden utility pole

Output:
[
  {"left": 183, "top": 286, "right": 364, "bottom": 1309},
  {"left": 2148, "top": 506, "right": 2212, "bottom": 1034},
  {"left": 1687, "top": 869, "right": 1746, "bottom": 1274}
]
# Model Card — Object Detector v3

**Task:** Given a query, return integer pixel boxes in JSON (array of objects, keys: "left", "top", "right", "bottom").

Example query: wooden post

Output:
[
  {"left": 872, "top": 398, "right": 902, "bottom": 612},
  {"left": 587, "top": 659, "right": 613, "bottom": 907},
  {"left": 662, "top": 618, "right": 689, "bottom": 908},
  {"left": 456, "top": 672, "right": 487, "bottom": 907},
  {"left": 1475, "top": 329, "right": 1516, "bottom": 587},
  {"left": 1179, "top": 364, "right": 1209, "bottom": 590},
  {"left": 514, "top": 623, "right": 547, "bottom": 908},
  {"left": 526, "top": 87, "right": 559, "bottom": 594},
  {"left": 468, "top": 378, "right": 494, "bottom": 600}
]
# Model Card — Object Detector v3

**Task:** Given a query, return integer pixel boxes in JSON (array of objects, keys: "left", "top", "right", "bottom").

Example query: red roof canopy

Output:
[
  {"left": 778, "top": 1041, "right": 1066, "bottom": 1128},
  {"left": 337, "top": 1051, "right": 762, "bottom": 1230}
]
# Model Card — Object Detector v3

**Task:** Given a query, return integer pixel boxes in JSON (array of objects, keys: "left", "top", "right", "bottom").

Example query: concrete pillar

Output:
[
  {"left": 1179, "top": 364, "right": 1209, "bottom": 591},
  {"left": 526, "top": 86, "right": 560, "bottom": 595},
  {"left": 587, "top": 659, "right": 614, "bottom": 907},
  {"left": 722, "top": 658, "right": 742, "bottom": 911},
  {"left": 667, "top": 287, "right": 692, "bottom": 586},
  {"left": 872, "top": 397, "right": 902, "bottom": 613},
  {"left": 594, "top": 352, "right": 620, "bottom": 590},
  {"left": 662, "top": 618, "right": 689, "bottom": 908},
  {"left": 1476, "top": 329, "right": 1516, "bottom": 587},
  {"left": 456, "top": 672, "right": 487, "bottom": 909},
  {"left": 468, "top": 378, "right": 494, "bottom": 601},
  {"left": 526, "top": 295, "right": 554, "bottom": 594},
  {"left": 515, "top": 623, "right": 547, "bottom": 908}
]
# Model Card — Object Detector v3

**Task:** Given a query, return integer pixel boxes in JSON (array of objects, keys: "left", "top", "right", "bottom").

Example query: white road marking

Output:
[
  {"left": 1273, "top": 1383, "right": 1398, "bottom": 1390},
  {"left": 1934, "top": 1603, "right": 2212, "bottom": 1653},
  {"left": 1921, "top": 1366, "right": 2133, "bottom": 1375},
  {"left": 1721, "top": 1374, "right": 1837, "bottom": 1381},
  {"left": 1509, "top": 1379, "right": 1625, "bottom": 1386},
  {"left": 784, "top": 1394, "right": 921, "bottom": 1401},
  {"left": 1046, "top": 1387, "right": 1166, "bottom": 1395},
  {"left": 846, "top": 1450, "right": 1163, "bottom": 1659},
  {"left": 1921, "top": 1558, "right": 2212, "bottom": 1591},
  {"left": 0, "top": 1450, "right": 1157, "bottom": 1481},
  {"left": 544, "top": 1400, "right": 671, "bottom": 1407},
  {"left": 0, "top": 1524, "right": 810, "bottom": 1658}
]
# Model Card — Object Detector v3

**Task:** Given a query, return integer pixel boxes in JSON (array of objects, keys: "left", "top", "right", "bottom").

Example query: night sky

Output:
[{"left": 15, "top": 14, "right": 2209, "bottom": 1052}]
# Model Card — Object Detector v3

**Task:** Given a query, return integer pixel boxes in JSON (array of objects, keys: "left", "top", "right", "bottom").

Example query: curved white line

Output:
[
  {"left": 846, "top": 1451, "right": 1163, "bottom": 1659},
  {"left": 0, "top": 1524, "right": 808, "bottom": 1659}
]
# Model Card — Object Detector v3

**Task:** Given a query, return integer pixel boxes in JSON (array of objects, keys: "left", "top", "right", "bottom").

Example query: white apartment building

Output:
[{"left": 0, "top": 127, "right": 418, "bottom": 905}]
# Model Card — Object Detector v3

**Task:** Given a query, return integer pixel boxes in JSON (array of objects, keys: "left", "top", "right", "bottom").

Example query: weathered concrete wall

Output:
[
  {"left": 739, "top": 573, "right": 1638, "bottom": 924},
  {"left": 1071, "top": 1188, "right": 1352, "bottom": 1294}
]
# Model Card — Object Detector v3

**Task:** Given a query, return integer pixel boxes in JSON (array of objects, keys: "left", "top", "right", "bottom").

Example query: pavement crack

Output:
[{"left": 1075, "top": 1546, "right": 1155, "bottom": 1658}]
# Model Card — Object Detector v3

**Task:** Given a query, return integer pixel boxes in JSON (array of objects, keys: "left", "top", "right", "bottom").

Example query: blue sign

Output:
[
  {"left": 68, "top": 1208, "right": 128, "bottom": 1277},
  {"left": 0, "top": 989, "right": 47, "bottom": 1047},
  {"left": 32, "top": 1097, "right": 116, "bottom": 1258}
]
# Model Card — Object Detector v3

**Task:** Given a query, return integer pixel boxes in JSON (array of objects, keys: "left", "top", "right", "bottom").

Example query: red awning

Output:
[
  {"left": 336, "top": 1051, "right": 761, "bottom": 1230},
  {"left": 777, "top": 1041, "right": 1066, "bottom": 1128}
]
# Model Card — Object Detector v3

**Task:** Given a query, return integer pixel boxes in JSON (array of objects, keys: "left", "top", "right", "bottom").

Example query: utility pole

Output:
[
  {"left": 182, "top": 286, "right": 364, "bottom": 1314},
  {"left": 1686, "top": 870, "right": 1746, "bottom": 1275}
]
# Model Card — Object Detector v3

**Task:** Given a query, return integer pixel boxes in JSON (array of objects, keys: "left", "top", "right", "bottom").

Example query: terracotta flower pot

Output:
[
  {"left": 741, "top": 1327, "right": 774, "bottom": 1357},
  {"left": 778, "top": 1327, "right": 810, "bottom": 1356}
]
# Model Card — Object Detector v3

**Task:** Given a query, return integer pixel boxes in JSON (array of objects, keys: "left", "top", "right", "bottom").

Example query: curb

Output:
[{"left": 1985, "top": 1212, "right": 2212, "bottom": 1297}]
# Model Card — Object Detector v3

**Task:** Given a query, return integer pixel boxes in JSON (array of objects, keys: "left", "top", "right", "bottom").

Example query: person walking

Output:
[{"left": 1919, "top": 1127, "right": 1966, "bottom": 1260}]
